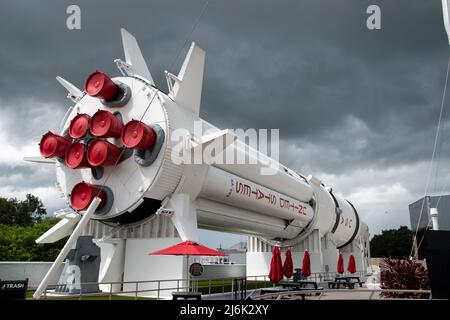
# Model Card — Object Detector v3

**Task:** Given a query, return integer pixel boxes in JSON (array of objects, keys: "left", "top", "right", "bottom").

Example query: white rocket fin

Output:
[
  {"left": 443, "top": 0, "right": 450, "bottom": 46},
  {"left": 120, "top": 28, "right": 154, "bottom": 84},
  {"left": 35, "top": 212, "right": 81, "bottom": 244},
  {"left": 56, "top": 76, "right": 83, "bottom": 102},
  {"left": 168, "top": 193, "right": 199, "bottom": 242},
  {"left": 191, "top": 129, "right": 236, "bottom": 164},
  {"left": 167, "top": 42, "right": 205, "bottom": 116},
  {"left": 200, "top": 129, "right": 236, "bottom": 146},
  {"left": 23, "top": 156, "right": 56, "bottom": 164},
  {"left": 191, "top": 129, "right": 236, "bottom": 150}
]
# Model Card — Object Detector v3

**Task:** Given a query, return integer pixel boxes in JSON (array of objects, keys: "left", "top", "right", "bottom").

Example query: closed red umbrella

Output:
[
  {"left": 347, "top": 254, "right": 356, "bottom": 273},
  {"left": 268, "top": 246, "right": 283, "bottom": 283},
  {"left": 337, "top": 253, "right": 345, "bottom": 274},
  {"left": 282, "top": 248, "right": 294, "bottom": 279},
  {"left": 302, "top": 250, "right": 312, "bottom": 277}
]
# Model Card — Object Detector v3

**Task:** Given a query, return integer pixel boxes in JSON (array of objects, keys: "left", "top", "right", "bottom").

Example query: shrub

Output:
[{"left": 380, "top": 257, "right": 430, "bottom": 298}]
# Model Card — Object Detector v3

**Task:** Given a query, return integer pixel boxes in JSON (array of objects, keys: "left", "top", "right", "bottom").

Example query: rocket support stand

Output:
[{"left": 33, "top": 197, "right": 102, "bottom": 299}]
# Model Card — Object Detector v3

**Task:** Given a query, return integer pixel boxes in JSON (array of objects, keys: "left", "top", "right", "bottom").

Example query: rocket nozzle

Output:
[
  {"left": 87, "top": 139, "right": 122, "bottom": 167},
  {"left": 90, "top": 110, "right": 123, "bottom": 138},
  {"left": 69, "top": 113, "right": 91, "bottom": 139},
  {"left": 84, "top": 71, "right": 119, "bottom": 100},
  {"left": 39, "top": 131, "right": 71, "bottom": 158},
  {"left": 121, "top": 120, "right": 157, "bottom": 150},
  {"left": 70, "top": 182, "right": 106, "bottom": 211},
  {"left": 65, "top": 142, "right": 91, "bottom": 169}
]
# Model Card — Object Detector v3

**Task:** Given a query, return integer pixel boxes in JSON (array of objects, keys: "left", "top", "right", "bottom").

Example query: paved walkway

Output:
[{"left": 201, "top": 286, "right": 383, "bottom": 300}]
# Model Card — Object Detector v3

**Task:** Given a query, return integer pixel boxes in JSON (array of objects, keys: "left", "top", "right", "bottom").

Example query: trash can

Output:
[{"left": 0, "top": 278, "right": 28, "bottom": 300}]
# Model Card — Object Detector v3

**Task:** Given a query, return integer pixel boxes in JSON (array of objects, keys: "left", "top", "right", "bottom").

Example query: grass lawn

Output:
[{"left": 26, "top": 290, "right": 156, "bottom": 300}]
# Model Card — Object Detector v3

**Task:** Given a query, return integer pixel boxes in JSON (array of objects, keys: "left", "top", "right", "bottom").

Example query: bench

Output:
[{"left": 172, "top": 291, "right": 202, "bottom": 300}]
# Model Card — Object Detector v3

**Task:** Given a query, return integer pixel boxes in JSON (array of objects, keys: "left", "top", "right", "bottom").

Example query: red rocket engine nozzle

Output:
[
  {"left": 69, "top": 113, "right": 91, "bottom": 139},
  {"left": 121, "top": 120, "right": 157, "bottom": 150},
  {"left": 70, "top": 182, "right": 106, "bottom": 211},
  {"left": 90, "top": 110, "right": 123, "bottom": 138},
  {"left": 39, "top": 131, "right": 71, "bottom": 158},
  {"left": 84, "top": 71, "right": 119, "bottom": 100},
  {"left": 65, "top": 142, "right": 91, "bottom": 169},
  {"left": 87, "top": 139, "right": 122, "bottom": 167}
]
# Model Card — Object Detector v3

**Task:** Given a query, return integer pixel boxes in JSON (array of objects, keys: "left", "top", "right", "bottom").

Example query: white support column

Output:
[
  {"left": 169, "top": 193, "right": 199, "bottom": 242},
  {"left": 33, "top": 197, "right": 101, "bottom": 299}
]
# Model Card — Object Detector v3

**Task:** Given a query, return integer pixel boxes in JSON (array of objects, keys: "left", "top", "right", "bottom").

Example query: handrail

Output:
[
  {"left": 33, "top": 271, "right": 370, "bottom": 300},
  {"left": 254, "top": 288, "right": 432, "bottom": 300}
]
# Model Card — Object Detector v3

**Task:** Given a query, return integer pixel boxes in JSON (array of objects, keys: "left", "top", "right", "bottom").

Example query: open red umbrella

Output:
[
  {"left": 268, "top": 246, "right": 283, "bottom": 283},
  {"left": 282, "top": 248, "right": 294, "bottom": 279},
  {"left": 347, "top": 254, "right": 356, "bottom": 274},
  {"left": 337, "top": 253, "right": 345, "bottom": 274},
  {"left": 150, "top": 240, "right": 227, "bottom": 291},
  {"left": 151, "top": 241, "right": 227, "bottom": 256},
  {"left": 302, "top": 250, "right": 311, "bottom": 277}
]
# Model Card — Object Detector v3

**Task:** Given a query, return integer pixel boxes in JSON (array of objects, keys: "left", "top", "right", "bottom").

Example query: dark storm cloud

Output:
[
  {"left": 0, "top": 1, "right": 447, "bottom": 150},
  {"left": 0, "top": 164, "right": 56, "bottom": 189},
  {"left": 0, "top": 0, "right": 449, "bottom": 232}
]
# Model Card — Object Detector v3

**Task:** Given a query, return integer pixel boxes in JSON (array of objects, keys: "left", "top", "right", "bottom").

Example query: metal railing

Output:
[
  {"left": 34, "top": 271, "right": 370, "bottom": 300},
  {"left": 39, "top": 276, "right": 250, "bottom": 300},
  {"left": 253, "top": 288, "right": 433, "bottom": 300},
  {"left": 247, "top": 270, "right": 368, "bottom": 283}
]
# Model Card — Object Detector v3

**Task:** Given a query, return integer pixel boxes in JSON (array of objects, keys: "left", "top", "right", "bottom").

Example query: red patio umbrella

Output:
[
  {"left": 268, "top": 246, "right": 283, "bottom": 283},
  {"left": 302, "top": 250, "right": 311, "bottom": 277},
  {"left": 337, "top": 253, "right": 345, "bottom": 274},
  {"left": 282, "top": 248, "right": 294, "bottom": 279},
  {"left": 151, "top": 240, "right": 227, "bottom": 256},
  {"left": 150, "top": 240, "right": 227, "bottom": 291},
  {"left": 347, "top": 254, "right": 356, "bottom": 273}
]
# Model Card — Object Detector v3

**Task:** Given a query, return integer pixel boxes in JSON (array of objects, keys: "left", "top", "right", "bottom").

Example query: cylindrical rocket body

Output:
[
  {"left": 199, "top": 166, "right": 314, "bottom": 223},
  {"left": 54, "top": 75, "right": 362, "bottom": 247},
  {"left": 196, "top": 198, "right": 305, "bottom": 239}
]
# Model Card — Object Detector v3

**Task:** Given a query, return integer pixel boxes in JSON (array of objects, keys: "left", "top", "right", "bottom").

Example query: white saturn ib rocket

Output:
[{"left": 26, "top": 29, "right": 370, "bottom": 298}]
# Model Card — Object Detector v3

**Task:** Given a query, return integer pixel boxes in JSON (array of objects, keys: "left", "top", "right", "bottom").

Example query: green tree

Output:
[
  {"left": 0, "top": 194, "right": 65, "bottom": 261},
  {"left": 0, "top": 217, "right": 66, "bottom": 261},
  {"left": 0, "top": 194, "right": 46, "bottom": 226},
  {"left": 370, "top": 226, "right": 412, "bottom": 258}
]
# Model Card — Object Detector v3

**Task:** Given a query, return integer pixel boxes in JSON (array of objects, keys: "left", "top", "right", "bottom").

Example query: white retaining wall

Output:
[{"left": 0, "top": 262, "right": 65, "bottom": 289}]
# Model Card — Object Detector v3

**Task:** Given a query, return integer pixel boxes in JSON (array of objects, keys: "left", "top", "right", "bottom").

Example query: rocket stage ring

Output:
[{"left": 92, "top": 184, "right": 114, "bottom": 216}]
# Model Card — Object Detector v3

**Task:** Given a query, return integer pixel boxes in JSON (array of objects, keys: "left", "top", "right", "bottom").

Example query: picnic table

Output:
[
  {"left": 327, "top": 276, "right": 364, "bottom": 289},
  {"left": 345, "top": 276, "right": 365, "bottom": 287},
  {"left": 260, "top": 287, "right": 291, "bottom": 295},
  {"left": 280, "top": 280, "right": 323, "bottom": 296},
  {"left": 259, "top": 287, "right": 306, "bottom": 300},
  {"left": 281, "top": 280, "right": 320, "bottom": 290},
  {"left": 172, "top": 291, "right": 202, "bottom": 300}
]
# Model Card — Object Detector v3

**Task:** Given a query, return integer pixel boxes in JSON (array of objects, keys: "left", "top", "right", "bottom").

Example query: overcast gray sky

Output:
[{"left": 1, "top": 0, "right": 449, "bottom": 248}]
